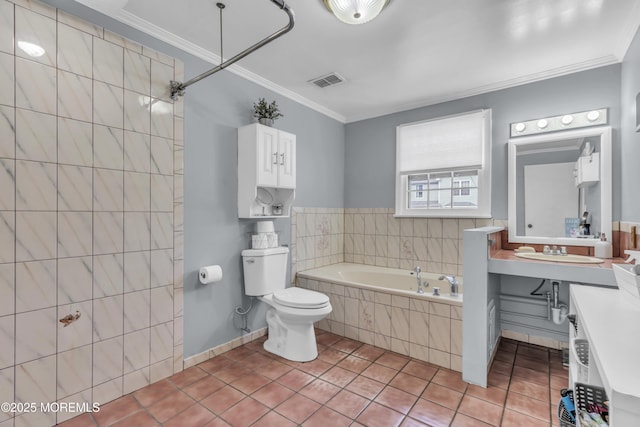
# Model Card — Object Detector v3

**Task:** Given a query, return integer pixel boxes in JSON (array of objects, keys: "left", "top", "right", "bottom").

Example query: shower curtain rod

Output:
[{"left": 170, "top": 0, "right": 295, "bottom": 100}]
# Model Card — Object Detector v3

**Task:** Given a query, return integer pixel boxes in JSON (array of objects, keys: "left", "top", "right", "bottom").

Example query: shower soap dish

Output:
[{"left": 612, "top": 263, "right": 640, "bottom": 299}]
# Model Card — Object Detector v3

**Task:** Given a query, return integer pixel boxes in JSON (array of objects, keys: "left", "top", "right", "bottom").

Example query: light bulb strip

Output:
[{"left": 510, "top": 108, "right": 608, "bottom": 137}]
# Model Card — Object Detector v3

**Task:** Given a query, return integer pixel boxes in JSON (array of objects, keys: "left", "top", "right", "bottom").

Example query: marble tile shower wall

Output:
[{"left": 0, "top": 1, "right": 184, "bottom": 425}]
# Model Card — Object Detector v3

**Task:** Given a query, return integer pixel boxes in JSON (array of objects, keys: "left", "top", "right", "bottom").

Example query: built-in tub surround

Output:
[
  {"left": 296, "top": 263, "right": 463, "bottom": 371},
  {"left": 0, "top": 1, "right": 184, "bottom": 425},
  {"left": 290, "top": 207, "right": 495, "bottom": 282}
]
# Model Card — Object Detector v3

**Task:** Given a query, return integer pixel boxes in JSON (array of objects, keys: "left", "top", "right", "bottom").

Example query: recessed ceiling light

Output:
[{"left": 17, "top": 41, "right": 45, "bottom": 58}]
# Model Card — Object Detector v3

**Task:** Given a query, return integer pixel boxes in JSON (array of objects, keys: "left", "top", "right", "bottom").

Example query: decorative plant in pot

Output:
[{"left": 253, "top": 98, "right": 283, "bottom": 127}]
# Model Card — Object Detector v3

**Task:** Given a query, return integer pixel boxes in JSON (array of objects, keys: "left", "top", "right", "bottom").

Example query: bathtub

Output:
[
  {"left": 297, "top": 263, "right": 463, "bottom": 304},
  {"left": 296, "top": 263, "right": 463, "bottom": 371}
]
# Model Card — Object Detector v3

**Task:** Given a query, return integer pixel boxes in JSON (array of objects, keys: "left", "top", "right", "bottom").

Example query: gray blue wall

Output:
[
  {"left": 344, "top": 65, "right": 622, "bottom": 223},
  {"left": 621, "top": 27, "right": 640, "bottom": 221}
]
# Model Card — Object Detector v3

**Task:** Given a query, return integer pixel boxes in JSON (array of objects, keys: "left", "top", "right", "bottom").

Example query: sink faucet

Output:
[
  {"left": 411, "top": 266, "right": 427, "bottom": 294},
  {"left": 438, "top": 275, "right": 459, "bottom": 297}
]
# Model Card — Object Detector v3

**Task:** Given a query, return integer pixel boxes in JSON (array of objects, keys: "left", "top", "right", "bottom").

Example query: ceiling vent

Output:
[{"left": 309, "top": 72, "right": 345, "bottom": 88}]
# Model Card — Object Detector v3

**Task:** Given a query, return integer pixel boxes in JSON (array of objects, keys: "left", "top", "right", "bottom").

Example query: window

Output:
[{"left": 395, "top": 110, "right": 492, "bottom": 217}]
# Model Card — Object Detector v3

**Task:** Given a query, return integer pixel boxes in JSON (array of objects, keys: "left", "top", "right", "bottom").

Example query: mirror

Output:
[{"left": 508, "top": 126, "right": 611, "bottom": 247}]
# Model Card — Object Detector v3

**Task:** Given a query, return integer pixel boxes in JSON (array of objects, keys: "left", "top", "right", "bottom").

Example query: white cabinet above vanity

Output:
[{"left": 238, "top": 123, "right": 296, "bottom": 218}]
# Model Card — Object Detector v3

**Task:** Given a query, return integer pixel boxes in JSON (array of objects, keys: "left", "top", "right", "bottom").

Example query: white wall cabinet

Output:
[{"left": 238, "top": 123, "right": 296, "bottom": 218}]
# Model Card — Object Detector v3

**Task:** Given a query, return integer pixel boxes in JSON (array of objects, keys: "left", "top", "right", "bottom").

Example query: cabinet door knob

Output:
[
  {"left": 280, "top": 153, "right": 285, "bottom": 165},
  {"left": 272, "top": 152, "right": 278, "bottom": 165}
]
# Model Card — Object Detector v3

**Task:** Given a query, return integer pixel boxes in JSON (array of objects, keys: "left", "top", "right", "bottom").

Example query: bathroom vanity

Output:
[{"left": 569, "top": 284, "right": 640, "bottom": 425}]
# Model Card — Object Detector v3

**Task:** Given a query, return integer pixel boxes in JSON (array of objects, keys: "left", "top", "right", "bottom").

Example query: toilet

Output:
[{"left": 241, "top": 246, "right": 332, "bottom": 362}]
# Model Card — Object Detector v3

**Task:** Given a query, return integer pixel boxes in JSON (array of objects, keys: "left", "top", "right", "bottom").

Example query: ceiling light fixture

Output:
[{"left": 323, "top": 0, "right": 390, "bottom": 25}]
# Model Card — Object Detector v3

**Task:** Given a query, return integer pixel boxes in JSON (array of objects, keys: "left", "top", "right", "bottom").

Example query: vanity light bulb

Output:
[
  {"left": 515, "top": 123, "right": 526, "bottom": 132},
  {"left": 561, "top": 115, "right": 573, "bottom": 125},
  {"left": 587, "top": 110, "right": 600, "bottom": 122},
  {"left": 537, "top": 119, "right": 548, "bottom": 129}
]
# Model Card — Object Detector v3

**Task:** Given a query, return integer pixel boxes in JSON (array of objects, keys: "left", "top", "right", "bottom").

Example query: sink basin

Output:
[{"left": 514, "top": 252, "right": 604, "bottom": 264}]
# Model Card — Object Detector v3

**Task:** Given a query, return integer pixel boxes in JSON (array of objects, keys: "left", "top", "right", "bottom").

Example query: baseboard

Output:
[{"left": 183, "top": 328, "right": 268, "bottom": 369}]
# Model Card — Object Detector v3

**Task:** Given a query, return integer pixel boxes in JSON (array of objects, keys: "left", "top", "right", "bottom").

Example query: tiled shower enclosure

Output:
[{"left": 0, "top": 0, "right": 184, "bottom": 425}]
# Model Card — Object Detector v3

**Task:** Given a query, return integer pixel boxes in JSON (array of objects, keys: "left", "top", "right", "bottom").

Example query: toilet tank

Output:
[{"left": 241, "top": 247, "right": 289, "bottom": 296}]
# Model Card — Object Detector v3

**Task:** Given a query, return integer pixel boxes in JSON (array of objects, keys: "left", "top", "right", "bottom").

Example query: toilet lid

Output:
[{"left": 273, "top": 287, "right": 329, "bottom": 309}]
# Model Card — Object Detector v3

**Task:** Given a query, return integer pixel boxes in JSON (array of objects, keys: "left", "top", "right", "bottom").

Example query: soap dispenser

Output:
[{"left": 594, "top": 233, "right": 613, "bottom": 259}]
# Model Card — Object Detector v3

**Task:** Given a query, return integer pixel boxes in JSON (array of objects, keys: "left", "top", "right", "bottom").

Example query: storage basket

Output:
[
  {"left": 557, "top": 389, "right": 576, "bottom": 427},
  {"left": 574, "top": 382, "right": 608, "bottom": 413},
  {"left": 571, "top": 339, "right": 589, "bottom": 382}
]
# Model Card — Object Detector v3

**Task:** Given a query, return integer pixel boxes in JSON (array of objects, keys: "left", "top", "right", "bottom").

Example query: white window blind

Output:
[{"left": 397, "top": 110, "right": 489, "bottom": 173}]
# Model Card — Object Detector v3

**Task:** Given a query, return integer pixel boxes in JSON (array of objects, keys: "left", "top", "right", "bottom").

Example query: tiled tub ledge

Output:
[{"left": 296, "top": 263, "right": 463, "bottom": 371}]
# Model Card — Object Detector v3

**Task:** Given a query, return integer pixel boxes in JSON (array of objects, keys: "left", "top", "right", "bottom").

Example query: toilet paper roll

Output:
[
  {"left": 256, "top": 221, "right": 275, "bottom": 233},
  {"left": 199, "top": 265, "right": 223, "bottom": 284}
]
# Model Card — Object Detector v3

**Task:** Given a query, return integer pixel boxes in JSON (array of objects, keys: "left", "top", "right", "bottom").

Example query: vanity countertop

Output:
[{"left": 488, "top": 250, "right": 626, "bottom": 285}]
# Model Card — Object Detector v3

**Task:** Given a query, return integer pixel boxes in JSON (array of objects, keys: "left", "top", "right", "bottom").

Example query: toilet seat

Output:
[{"left": 272, "top": 287, "right": 329, "bottom": 309}]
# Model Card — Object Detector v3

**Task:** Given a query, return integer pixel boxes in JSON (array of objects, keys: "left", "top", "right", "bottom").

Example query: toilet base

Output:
[{"left": 262, "top": 307, "right": 325, "bottom": 362}]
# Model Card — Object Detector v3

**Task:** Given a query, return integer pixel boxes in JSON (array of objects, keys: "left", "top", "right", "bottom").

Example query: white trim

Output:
[
  {"left": 613, "top": 1, "right": 640, "bottom": 60},
  {"left": 507, "top": 126, "right": 612, "bottom": 247},
  {"left": 102, "top": 9, "right": 633, "bottom": 124},
  {"left": 345, "top": 55, "right": 620, "bottom": 123},
  {"left": 113, "top": 10, "right": 347, "bottom": 123}
]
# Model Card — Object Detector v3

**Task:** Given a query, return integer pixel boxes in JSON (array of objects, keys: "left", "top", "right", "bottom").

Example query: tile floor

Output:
[{"left": 56, "top": 331, "right": 568, "bottom": 427}]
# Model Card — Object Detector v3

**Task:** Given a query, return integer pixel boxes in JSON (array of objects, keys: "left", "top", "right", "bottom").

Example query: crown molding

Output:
[
  {"left": 613, "top": 1, "right": 640, "bottom": 60},
  {"left": 344, "top": 54, "right": 621, "bottom": 123},
  {"left": 112, "top": 9, "right": 347, "bottom": 123},
  {"left": 106, "top": 9, "right": 630, "bottom": 125}
]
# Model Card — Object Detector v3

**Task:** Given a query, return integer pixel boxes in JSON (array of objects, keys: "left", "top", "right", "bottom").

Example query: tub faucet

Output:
[
  {"left": 411, "top": 266, "right": 427, "bottom": 294},
  {"left": 438, "top": 275, "right": 459, "bottom": 297}
]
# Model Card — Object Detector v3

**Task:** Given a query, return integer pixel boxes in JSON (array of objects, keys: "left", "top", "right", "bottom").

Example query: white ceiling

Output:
[{"left": 82, "top": 0, "right": 640, "bottom": 123}]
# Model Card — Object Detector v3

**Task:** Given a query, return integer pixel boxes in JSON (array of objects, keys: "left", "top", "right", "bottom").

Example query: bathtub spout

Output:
[
  {"left": 438, "top": 275, "right": 459, "bottom": 297},
  {"left": 411, "top": 266, "right": 425, "bottom": 294}
]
